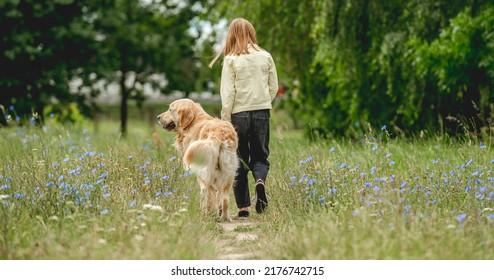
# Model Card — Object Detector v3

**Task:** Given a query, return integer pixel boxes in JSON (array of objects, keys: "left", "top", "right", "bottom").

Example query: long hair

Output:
[{"left": 209, "top": 18, "right": 261, "bottom": 68}]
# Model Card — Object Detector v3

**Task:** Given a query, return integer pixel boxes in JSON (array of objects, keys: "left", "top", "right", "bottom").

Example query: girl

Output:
[{"left": 209, "top": 18, "right": 279, "bottom": 218}]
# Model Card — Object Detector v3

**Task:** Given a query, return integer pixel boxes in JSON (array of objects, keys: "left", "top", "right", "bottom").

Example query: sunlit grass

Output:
[{"left": 1, "top": 116, "right": 493, "bottom": 259}]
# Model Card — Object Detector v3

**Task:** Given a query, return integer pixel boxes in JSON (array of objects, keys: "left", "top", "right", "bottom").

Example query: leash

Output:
[{"left": 237, "top": 152, "right": 251, "bottom": 171}]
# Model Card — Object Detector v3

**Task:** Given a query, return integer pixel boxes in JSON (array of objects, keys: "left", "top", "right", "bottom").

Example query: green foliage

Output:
[
  {"left": 0, "top": 0, "right": 210, "bottom": 135},
  {"left": 215, "top": 0, "right": 494, "bottom": 138},
  {"left": 0, "top": 0, "right": 96, "bottom": 124},
  {"left": 409, "top": 7, "right": 494, "bottom": 134},
  {"left": 44, "top": 102, "right": 85, "bottom": 124}
]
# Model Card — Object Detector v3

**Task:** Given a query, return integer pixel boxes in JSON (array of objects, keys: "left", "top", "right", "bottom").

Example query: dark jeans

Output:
[{"left": 231, "top": 109, "right": 270, "bottom": 208}]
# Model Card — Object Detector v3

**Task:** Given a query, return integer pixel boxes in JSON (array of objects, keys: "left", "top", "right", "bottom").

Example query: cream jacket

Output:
[{"left": 220, "top": 44, "right": 278, "bottom": 122}]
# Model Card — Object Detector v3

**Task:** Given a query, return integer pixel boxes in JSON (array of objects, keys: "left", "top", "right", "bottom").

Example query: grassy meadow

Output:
[{"left": 0, "top": 106, "right": 493, "bottom": 260}]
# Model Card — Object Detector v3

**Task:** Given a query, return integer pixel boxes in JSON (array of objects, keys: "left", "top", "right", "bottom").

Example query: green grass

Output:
[{"left": 1, "top": 115, "right": 493, "bottom": 259}]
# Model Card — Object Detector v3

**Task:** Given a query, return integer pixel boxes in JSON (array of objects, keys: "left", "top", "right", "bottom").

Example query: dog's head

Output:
[{"left": 157, "top": 99, "right": 197, "bottom": 132}]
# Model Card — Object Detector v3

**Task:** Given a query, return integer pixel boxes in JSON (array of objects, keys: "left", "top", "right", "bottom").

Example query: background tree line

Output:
[
  {"left": 0, "top": 0, "right": 214, "bottom": 136},
  {"left": 1, "top": 0, "right": 493, "bottom": 138},
  {"left": 218, "top": 0, "right": 494, "bottom": 138}
]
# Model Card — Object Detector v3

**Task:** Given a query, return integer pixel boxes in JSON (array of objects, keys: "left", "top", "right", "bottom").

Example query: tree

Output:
[
  {"left": 82, "top": 0, "right": 202, "bottom": 136},
  {"left": 0, "top": 0, "right": 96, "bottom": 125},
  {"left": 215, "top": 0, "right": 493, "bottom": 138}
]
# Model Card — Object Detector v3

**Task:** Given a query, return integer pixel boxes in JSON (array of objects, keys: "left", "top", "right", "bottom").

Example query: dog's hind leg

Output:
[
  {"left": 218, "top": 177, "right": 234, "bottom": 222},
  {"left": 198, "top": 178, "right": 210, "bottom": 213}
]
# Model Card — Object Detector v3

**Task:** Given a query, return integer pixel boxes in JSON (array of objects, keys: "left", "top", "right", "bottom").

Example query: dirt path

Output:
[{"left": 215, "top": 219, "right": 261, "bottom": 260}]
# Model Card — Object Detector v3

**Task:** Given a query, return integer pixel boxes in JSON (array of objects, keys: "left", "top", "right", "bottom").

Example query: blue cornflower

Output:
[
  {"left": 370, "top": 166, "right": 376, "bottom": 174},
  {"left": 169, "top": 156, "right": 177, "bottom": 162},
  {"left": 103, "top": 193, "right": 110, "bottom": 198},
  {"left": 456, "top": 213, "right": 467, "bottom": 223},
  {"left": 364, "top": 182, "right": 371, "bottom": 188},
  {"left": 128, "top": 156, "right": 133, "bottom": 160},
  {"left": 15, "top": 193, "right": 26, "bottom": 199},
  {"left": 329, "top": 147, "right": 335, "bottom": 152},
  {"left": 99, "top": 172, "right": 108, "bottom": 179},
  {"left": 52, "top": 162, "right": 59, "bottom": 167},
  {"left": 381, "top": 125, "right": 387, "bottom": 131},
  {"left": 1, "top": 184, "right": 9, "bottom": 189},
  {"left": 318, "top": 197, "right": 325, "bottom": 204},
  {"left": 9, "top": 105, "right": 14, "bottom": 110},
  {"left": 480, "top": 144, "right": 487, "bottom": 149},
  {"left": 161, "top": 175, "right": 169, "bottom": 180},
  {"left": 372, "top": 145, "right": 378, "bottom": 151},
  {"left": 63, "top": 157, "right": 70, "bottom": 162},
  {"left": 404, "top": 204, "right": 412, "bottom": 215},
  {"left": 389, "top": 161, "right": 395, "bottom": 167},
  {"left": 129, "top": 200, "right": 136, "bottom": 208},
  {"left": 45, "top": 182, "right": 54, "bottom": 187},
  {"left": 488, "top": 214, "right": 494, "bottom": 220},
  {"left": 49, "top": 113, "right": 55, "bottom": 118},
  {"left": 101, "top": 209, "right": 109, "bottom": 215}
]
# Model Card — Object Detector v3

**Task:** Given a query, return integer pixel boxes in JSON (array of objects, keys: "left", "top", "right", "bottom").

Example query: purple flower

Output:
[
  {"left": 15, "top": 193, "right": 26, "bottom": 199},
  {"left": 456, "top": 213, "right": 467, "bottom": 223}
]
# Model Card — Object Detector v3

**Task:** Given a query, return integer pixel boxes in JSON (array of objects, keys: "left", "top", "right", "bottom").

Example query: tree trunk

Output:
[{"left": 120, "top": 73, "right": 128, "bottom": 137}]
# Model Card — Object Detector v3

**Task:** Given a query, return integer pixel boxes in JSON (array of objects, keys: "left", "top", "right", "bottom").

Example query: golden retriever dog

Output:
[{"left": 157, "top": 99, "right": 238, "bottom": 222}]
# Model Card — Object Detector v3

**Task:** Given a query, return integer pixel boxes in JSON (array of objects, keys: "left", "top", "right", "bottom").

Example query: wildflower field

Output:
[{"left": 1, "top": 114, "right": 493, "bottom": 259}]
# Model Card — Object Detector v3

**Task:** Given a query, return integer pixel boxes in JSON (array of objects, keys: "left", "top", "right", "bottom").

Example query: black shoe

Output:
[
  {"left": 255, "top": 179, "right": 268, "bottom": 214},
  {"left": 238, "top": 210, "right": 250, "bottom": 219}
]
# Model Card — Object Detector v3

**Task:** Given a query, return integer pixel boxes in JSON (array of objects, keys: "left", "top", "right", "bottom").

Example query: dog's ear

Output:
[{"left": 178, "top": 105, "right": 194, "bottom": 129}]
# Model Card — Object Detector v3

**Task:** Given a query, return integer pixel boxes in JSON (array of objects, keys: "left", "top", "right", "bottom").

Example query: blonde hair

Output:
[{"left": 208, "top": 18, "right": 261, "bottom": 68}]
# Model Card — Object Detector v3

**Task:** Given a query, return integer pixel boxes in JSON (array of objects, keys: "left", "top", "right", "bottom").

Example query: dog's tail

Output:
[{"left": 183, "top": 139, "right": 220, "bottom": 182}]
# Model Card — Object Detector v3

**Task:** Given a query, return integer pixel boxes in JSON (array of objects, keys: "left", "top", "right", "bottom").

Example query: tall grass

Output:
[
  {"left": 263, "top": 129, "right": 494, "bottom": 259},
  {"left": 0, "top": 115, "right": 493, "bottom": 259}
]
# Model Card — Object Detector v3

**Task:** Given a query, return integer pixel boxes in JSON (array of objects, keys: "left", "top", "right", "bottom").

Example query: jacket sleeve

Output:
[
  {"left": 220, "top": 57, "right": 236, "bottom": 122},
  {"left": 268, "top": 54, "right": 279, "bottom": 101}
]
